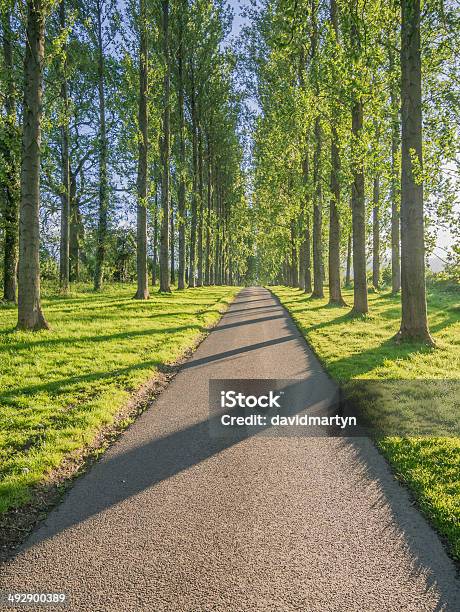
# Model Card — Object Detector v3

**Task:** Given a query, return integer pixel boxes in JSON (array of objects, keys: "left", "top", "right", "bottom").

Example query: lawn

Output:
[
  {"left": 0, "top": 283, "right": 239, "bottom": 514},
  {"left": 270, "top": 284, "right": 460, "bottom": 560}
]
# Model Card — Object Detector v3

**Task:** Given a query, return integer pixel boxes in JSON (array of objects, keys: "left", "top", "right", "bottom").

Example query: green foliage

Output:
[{"left": 246, "top": 0, "right": 460, "bottom": 282}]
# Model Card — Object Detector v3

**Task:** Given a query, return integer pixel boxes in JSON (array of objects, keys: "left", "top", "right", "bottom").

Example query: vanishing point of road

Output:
[{"left": 1, "top": 287, "right": 459, "bottom": 611}]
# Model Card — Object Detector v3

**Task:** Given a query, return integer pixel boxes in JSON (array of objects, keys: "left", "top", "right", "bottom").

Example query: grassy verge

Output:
[
  {"left": 0, "top": 283, "right": 239, "bottom": 514},
  {"left": 270, "top": 284, "right": 460, "bottom": 560}
]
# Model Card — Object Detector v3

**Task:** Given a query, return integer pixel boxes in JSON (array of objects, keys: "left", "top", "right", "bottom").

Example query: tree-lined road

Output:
[{"left": 1, "top": 288, "right": 459, "bottom": 611}]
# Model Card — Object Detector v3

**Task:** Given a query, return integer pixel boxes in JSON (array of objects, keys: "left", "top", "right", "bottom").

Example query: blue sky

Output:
[{"left": 228, "top": 0, "right": 249, "bottom": 39}]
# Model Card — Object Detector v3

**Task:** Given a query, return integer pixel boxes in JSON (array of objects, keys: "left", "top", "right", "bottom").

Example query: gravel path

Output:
[{"left": 1, "top": 287, "right": 459, "bottom": 611}]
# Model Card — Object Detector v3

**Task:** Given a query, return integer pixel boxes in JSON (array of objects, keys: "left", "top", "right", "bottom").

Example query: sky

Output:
[{"left": 228, "top": 0, "right": 249, "bottom": 39}]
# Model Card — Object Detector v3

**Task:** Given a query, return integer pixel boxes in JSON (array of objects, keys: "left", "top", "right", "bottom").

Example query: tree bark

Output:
[
  {"left": 205, "top": 137, "right": 212, "bottom": 285},
  {"left": 176, "top": 1, "right": 186, "bottom": 290},
  {"left": 1, "top": 6, "right": 19, "bottom": 303},
  {"left": 134, "top": 0, "right": 149, "bottom": 299},
  {"left": 59, "top": 0, "right": 70, "bottom": 293},
  {"left": 290, "top": 220, "right": 298, "bottom": 287},
  {"left": 390, "top": 44, "right": 401, "bottom": 294},
  {"left": 93, "top": 0, "right": 108, "bottom": 291},
  {"left": 329, "top": 126, "right": 345, "bottom": 304},
  {"left": 397, "top": 0, "right": 432, "bottom": 343},
  {"left": 372, "top": 175, "right": 380, "bottom": 290},
  {"left": 17, "top": 0, "right": 49, "bottom": 330},
  {"left": 170, "top": 203, "right": 175, "bottom": 284},
  {"left": 310, "top": 0, "right": 323, "bottom": 298},
  {"left": 351, "top": 99, "right": 368, "bottom": 314},
  {"left": 159, "top": 0, "right": 171, "bottom": 292},
  {"left": 345, "top": 229, "right": 352, "bottom": 287},
  {"left": 152, "top": 190, "right": 158, "bottom": 286},
  {"left": 188, "top": 70, "right": 198, "bottom": 288},
  {"left": 197, "top": 124, "right": 204, "bottom": 286},
  {"left": 328, "top": 0, "right": 345, "bottom": 305},
  {"left": 311, "top": 116, "right": 323, "bottom": 297},
  {"left": 298, "top": 153, "right": 308, "bottom": 290},
  {"left": 69, "top": 169, "right": 81, "bottom": 281},
  {"left": 305, "top": 213, "right": 312, "bottom": 293}
]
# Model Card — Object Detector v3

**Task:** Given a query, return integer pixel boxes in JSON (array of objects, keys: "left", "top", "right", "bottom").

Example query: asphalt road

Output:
[{"left": 1, "top": 287, "right": 459, "bottom": 611}]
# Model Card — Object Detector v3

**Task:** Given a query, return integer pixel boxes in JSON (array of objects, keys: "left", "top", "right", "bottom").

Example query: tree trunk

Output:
[
  {"left": 328, "top": 0, "right": 345, "bottom": 305},
  {"left": 397, "top": 0, "right": 432, "bottom": 343},
  {"left": 390, "top": 44, "right": 401, "bottom": 294},
  {"left": 312, "top": 117, "right": 323, "bottom": 297},
  {"left": 305, "top": 213, "right": 312, "bottom": 293},
  {"left": 152, "top": 190, "right": 158, "bottom": 286},
  {"left": 188, "top": 72, "right": 198, "bottom": 288},
  {"left": 1, "top": 6, "right": 19, "bottom": 303},
  {"left": 205, "top": 138, "right": 212, "bottom": 285},
  {"left": 170, "top": 203, "right": 175, "bottom": 284},
  {"left": 159, "top": 0, "right": 170, "bottom": 292},
  {"left": 134, "top": 0, "right": 149, "bottom": 299},
  {"left": 59, "top": 0, "right": 70, "bottom": 293},
  {"left": 351, "top": 99, "right": 368, "bottom": 314},
  {"left": 329, "top": 126, "right": 345, "bottom": 305},
  {"left": 93, "top": 0, "right": 108, "bottom": 291},
  {"left": 69, "top": 170, "right": 81, "bottom": 281},
  {"left": 372, "top": 175, "right": 380, "bottom": 290},
  {"left": 298, "top": 153, "right": 308, "bottom": 290},
  {"left": 345, "top": 230, "right": 352, "bottom": 287},
  {"left": 17, "top": 0, "right": 49, "bottom": 330},
  {"left": 197, "top": 124, "right": 204, "bottom": 286},
  {"left": 176, "top": 3, "right": 186, "bottom": 290},
  {"left": 290, "top": 220, "right": 298, "bottom": 287}
]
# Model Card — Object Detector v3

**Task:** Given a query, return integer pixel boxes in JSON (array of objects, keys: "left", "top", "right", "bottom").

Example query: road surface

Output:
[{"left": 1, "top": 287, "right": 459, "bottom": 611}]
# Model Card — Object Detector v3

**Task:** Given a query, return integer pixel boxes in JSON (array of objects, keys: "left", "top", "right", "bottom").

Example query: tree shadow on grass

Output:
[
  {"left": 326, "top": 337, "right": 435, "bottom": 381},
  {"left": 1, "top": 335, "right": 297, "bottom": 402},
  {"left": 0, "top": 307, "right": 226, "bottom": 353}
]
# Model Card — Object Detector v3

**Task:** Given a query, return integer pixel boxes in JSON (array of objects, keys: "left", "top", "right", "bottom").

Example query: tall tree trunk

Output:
[
  {"left": 170, "top": 203, "right": 175, "bottom": 284},
  {"left": 310, "top": 0, "right": 323, "bottom": 298},
  {"left": 134, "top": 0, "right": 149, "bottom": 299},
  {"left": 312, "top": 117, "right": 323, "bottom": 297},
  {"left": 1, "top": 6, "right": 19, "bottom": 303},
  {"left": 290, "top": 220, "right": 298, "bottom": 287},
  {"left": 298, "top": 153, "right": 308, "bottom": 290},
  {"left": 17, "top": 0, "right": 49, "bottom": 330},
  {"left": 328, "top": 126, "right": 345, "bottom": 304},
  {"left": 305, "top": 213, "right": 312, "bottom": 293},
  {"left": 205, "top": 138, "right": 212, "bottom": 285},
  {"left": 152, "top": 190, "right": 158, "bottom": 286},
  {"left": 372, "top": 175, "right": 380, "bottom": 290},
  {"left": 59, "top": 0, "right": 70, "bottom": 293},
  {"left": 197, "top": 124, "right": 204, "bottom": 286},
  {"left": 159, "top": 0, "right": 171, "bottom": 292},
  {"left": 345, "top": 229, "right": 352, "bottom": 287},
  {"left": 176, "top": 2, "right": 186, "bottom": 290},
  {"left": 301, "top": 149, "right": 312, "bottom": 293},
  {"left": 188, "top": 72, "right": 198, "bottom": 288},
  {"left": 93, "top": 0, "right": 108, "bottom": 291},
  {"left": 397, "top": 0, "right": 432, "bottom": 343},
  {"left": 328, "top": 0, "right": 345, "bottom": 305},
  {"left": 390, "top": 44, "right": 401, "bottom": 294},
  {"left": 351, "top": 99, "right": 368, "bottom": 314},
  {"left": 69, "top": 169, "right": 82, "bottom": 281}
]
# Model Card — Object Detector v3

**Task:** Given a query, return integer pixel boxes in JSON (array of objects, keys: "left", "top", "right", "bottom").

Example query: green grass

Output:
[
  {"left": 270, "top": 284, "right": 460, "bottom": 560},
  {"left": 0, "top": 283, "right": 239, "bottom": 514}
]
